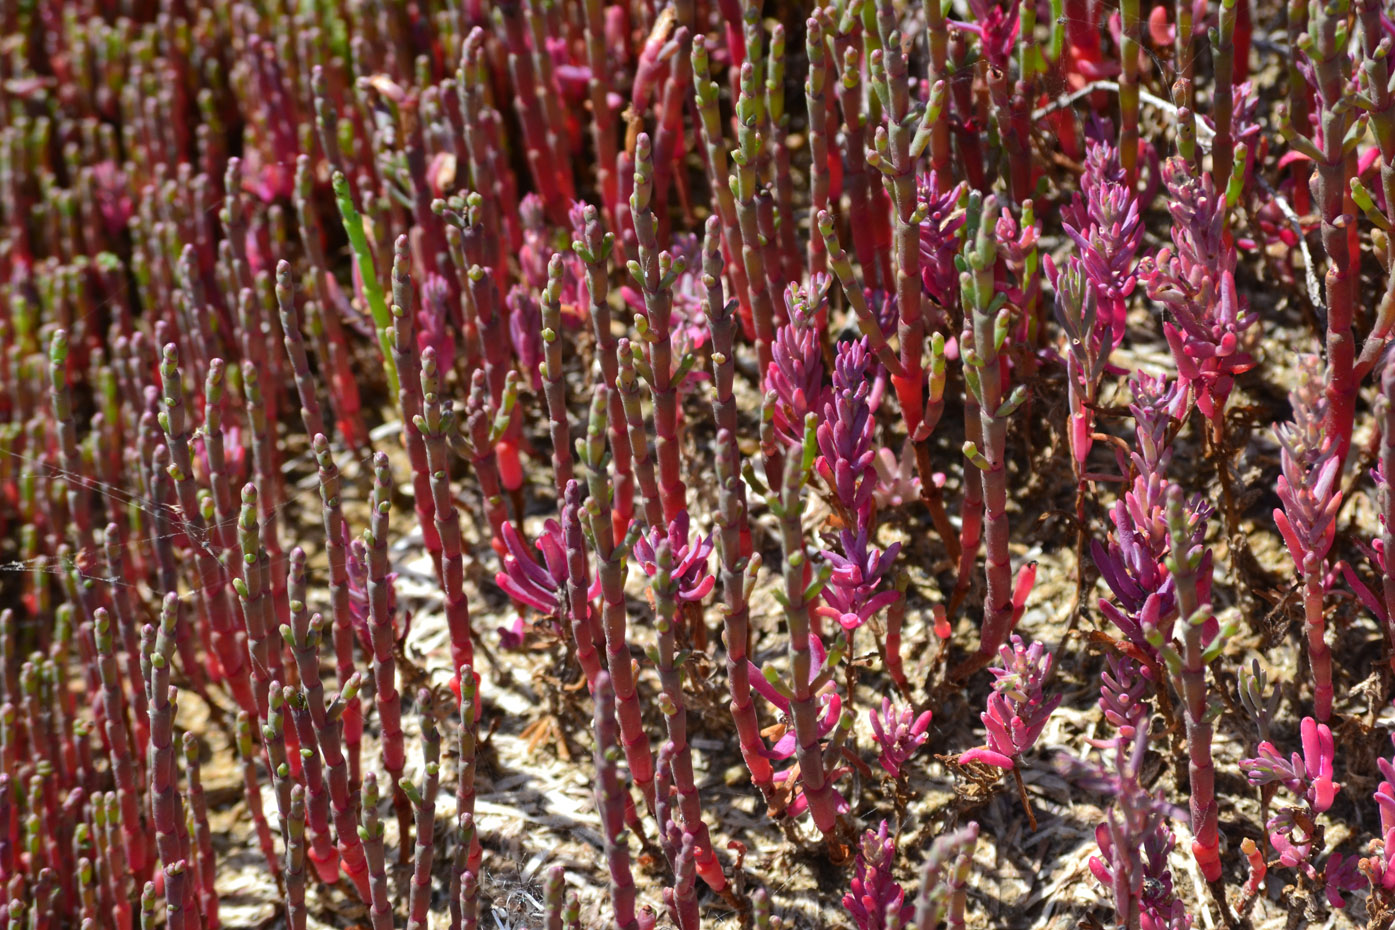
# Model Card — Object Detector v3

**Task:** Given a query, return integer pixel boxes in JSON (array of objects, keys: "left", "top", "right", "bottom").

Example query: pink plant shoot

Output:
[
  {"left": 1241, "top": 716, "right": 1339, "bottom": 815},
  {"left": 1238, "top": 713, "right": 1355, "bottom": 909},
  {"left": 917, "top": 171, "right": 969, "bottom": 309},
  {"left": 1272, "top": 357, "right": 1341, "bottom": 720},
  {"left": 747, "top": 631, "right": 850, "bottom": 822},
  {"left": 766, "top": 290, "right": 829, "bottom": 449},
  {"left": 1240, "top": 715, "right": 1363, "bottom": 908},
  {"left": 1367, "top": 733, "right": 1395, "bottom": 897},
  {"left": 952, "top": 0, "right": 1022, "bottom": 70},
  {"left": 632, "top": 510, "right": 717, "bottom": 604},
  {"left": 842, "top": 821, "right": 912, "bottom": 930},
  {"left": 1060, "top": 140, "right": 1143, "bottom": 352},
  {"left": 1098, "top": 655, "right": 1150, "bottom": 741},
  {"left": 816, "top": 339, "right": 879, "bottom": 519},
  {"left": 494, "top": 521, "right": 600, "bottom": 617},
  {"left": 1091, "top": 374, "right": 1207, "bottom": 658},
  {"left": 869, "top": 698, "right": 931, "bottom": 780},
  {"left": 1051, "top": 255, "right": 1110, "bottom": 475},
  {"left": 1138, "top": 157, "right": 1257, "bottom": 422},
  {"left": 818, "top": 526, "right": 901, "bottom": 632},
  {"left": 959, "top": 635, "right": 1062, "bottom": 770},
  {"left": 1077, "top": 729, "right": 1190, "bottom": 930}
]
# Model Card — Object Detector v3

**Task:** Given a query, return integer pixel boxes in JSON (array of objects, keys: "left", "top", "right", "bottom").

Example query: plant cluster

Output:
[{"left": 8, "top": 0, "right": 1395, "bottom": 929}]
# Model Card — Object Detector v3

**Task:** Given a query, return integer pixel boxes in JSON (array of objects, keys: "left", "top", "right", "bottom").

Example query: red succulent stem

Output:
[
  {"left": 93, "top": 609, "right": 148, "bottom": 878},
  {"left": 158, "top": 344, "right": 255, "bottom": 714},
  {"left": 459, "top": 31, "right": 522, "bottom": 257},
  {"left": 282, "top": 556, "right": 343, "bottom": 885},
  {"left": 240, "top": 357, "right": 285, "bottom": 603},
  {"left": 692, "top": 42, "right": 755, "bottom": 337},
  {"left": 450, "top": 666, "right": 482, "bottom": 930},
  {"left": 365, "top": 453, "right": 410, "bottom": 853},
  {"left": 390, "top": 236, "right": 444, "bottom": 581},
  {"left": 583, "top": 0, "right": 621, "bottom": 226},
  {"left": 103, "top": 529, "right": 150, "bottom": 752},
  {"left": 417, "top": 347, "right": 476, "bottom": 675},
  {"left": 704, "top": 222, "right": 775, "bottom": 799},
  {"left": 98, "top": 792, "right": 135, "bottom": 930},
  {"left": 616, "top": 339, "right": 665, "bottom": 530},
  {"left": 561, "top": 480, "right": 605, "bottom": 687},
  {"left": 48, "top": 331, "right": 92, "bottom": 554},
  {"left": 778, "top": 418, "right": 843, "bottom": 837},
  {"left": 145, "top": 596, "right": 191, "bottom": 878},
  {"left": 1119, "top": 0, "right": 1141, "bottom": 185},
  {"left": 182, "top": 733, "right": 218, "bottom": 930},
  {"left": 629, "top": 133, "right": 689, "bottom": 523},
  {"left": 539, "top": 253, "right": 575, "bottom": 500},
  {"left": 830, "top": 14, "right": 884, "bottom": 291},
  {"left": 593, "top": 672, "right": 643, "bottom": 930},
  {"left": 650, "top": 27, "right": 693, "bottom": 241},
  {"left": 1211, "top": 0, "right": 1237, "bottom": 195},
  {"left": 578, "top": 205, "right": 636, "bottom": 538},
  {"left": 235, "top": 711, "right": 279, "bottom": 878},
  {"left": 161, "top": 861, "right": 191, "bottom": 930},
  {"left": 200, "top": 362, "right": 237, "bottom": 553},
  {"left": 235, "top": 484, "right": 282, "bottom": 721},
  {"left": 496, "top": 1, "right": 569, "bottom": 221},
  {"left": 1299, "top": 0, "right": 1357, "bottom": 465},
  {"left": 1166, "top": 488, "right": 1221, "bottom": 882},
  {"left": 731, "top": 63, "right": 779, "bottom": 375},
  {"left": 765, "top": 25, "right": 802, "bottom": 285},
  {"left": 403, "top": 703, "right": 441, "bottom": 930},
  {"left": 284, "top": 785, "right": 307, "bottom": 930},
  {"left": 922, "top": 0, "right": 951, "bottom": 175},
  {"left": 312, "top": 435, "right": 364, "bottom": 789},
  {"left": 358, "top": 774, "right": 394, "bottom": 930},
  {"left": 274, "top": 263, "right": 327, "bottom": 444},
  {"left": 805, "top": 18, "right": 832, "bottom": 278},
  {"left": 956, "top": 195, "right": 1024, "bottom": 675},
  {"left": 581, "top": 388, "right": 656, "bottom": 809},
  {"left": 869, "top": 6, "right": 940, "bottom": 438},
  {"left": 649, "top": 540, "right": 725, "bottom": 890},
  {"left": 883, "top": 573, "right": 912, "bottom": 694}
]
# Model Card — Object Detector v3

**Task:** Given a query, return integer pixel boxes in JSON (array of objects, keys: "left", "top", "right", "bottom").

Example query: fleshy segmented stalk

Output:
[
  {"left": 774, "top": 417, "right": 845, "bottom": 837},
  {"left": 157, "top": 343, "right": 256, "bottom": 716},
  {"left": 274, "top": 261, "right": 327, "bottom": 442},
  {"left": 415, "top": 346, "right": 476, "bottom": 677},
  {"left": 561, "top": 480, "right": 604, "bottom": 688},
  {"left": 283, "top": 557, "right": 342, "bottom": 884},
  {"left": 691, "top": 40, "right": 754, "bottom": 334},
  {"left": 358, "top": 774, "right": 393, "bottom": 930},
  {"left": 313, "top": 435, "right": 364, "bottom": 789},
  {"left": 389, "top": 236, "right": 444, "bottom": 581},
  {"left": 958, "top": 194, "right": 1028, "bottom": 674},
  {"left": 648, "top": 541, "right": 725, "bottom": 891},
  {"left": 592, "top": 672, "right": 644, "bottom": 930},
  {"left": 575, "top": 205, "right": 636, "bottom": 538},
  {"left": 628, "top": 134, "right": 689, "bottom": 523},
  {"left": 93, "top": 609, "right": 148, "bottom": 877},
  {"left": 450, "top": 665, "right": 482, "bottom": 930},
  {"left": 581, "top": 388, "right": 655, "bottom": 809},
  {"left": 364, "top": 453, "right": 410, "bottom": 853},
  {"left": 703, "top": 223, "right": 776, "bottom": 801},
  {"left": 403, "top": 699, "right": 441, "bottom": 930},
  {"left": 539, "top": 253, "right": 575, "bottom": 500}
]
